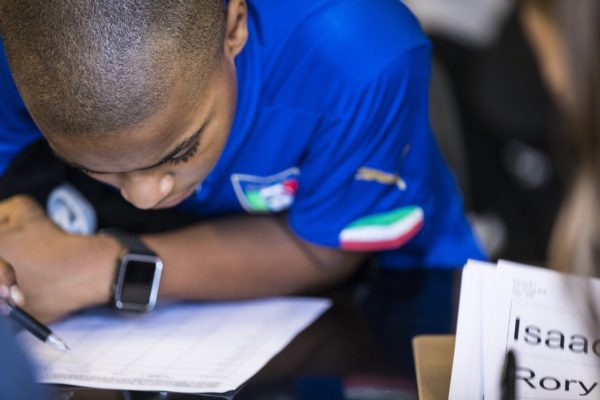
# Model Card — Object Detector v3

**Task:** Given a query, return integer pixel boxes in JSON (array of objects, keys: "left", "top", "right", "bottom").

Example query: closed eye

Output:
[{"left": 166, "top": 139, "right": 200, "bottom": 166}]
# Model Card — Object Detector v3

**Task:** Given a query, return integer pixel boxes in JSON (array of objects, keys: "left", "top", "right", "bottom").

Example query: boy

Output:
[{"left": 0, "top": 0, "right": 483, "bottom": 322}]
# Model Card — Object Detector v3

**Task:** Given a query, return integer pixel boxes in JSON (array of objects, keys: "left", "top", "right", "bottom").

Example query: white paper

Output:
[
  {"left": 485, "top": 261, "right": 600, "bottom": 400},
  {"left": 20, "top": 297, "right": 331, "bottom": 394},
  {"left": 450, "top": 259, "right": 600, "bottom": 400},
  {"left": 448, "top": 260, "right": 495, "bottom": 400}
]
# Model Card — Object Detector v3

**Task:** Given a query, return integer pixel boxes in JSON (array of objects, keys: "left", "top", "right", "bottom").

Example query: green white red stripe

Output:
[{"left": 339, "top": 206, "right": 424, "bottom": 251}]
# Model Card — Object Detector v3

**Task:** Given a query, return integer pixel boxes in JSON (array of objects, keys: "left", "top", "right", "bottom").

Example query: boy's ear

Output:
[{"left": 224, "top": 0, "right": 248, "bottom": 59}]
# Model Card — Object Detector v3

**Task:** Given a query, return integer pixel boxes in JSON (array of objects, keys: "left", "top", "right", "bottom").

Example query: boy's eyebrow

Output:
[{"left": 52, "top": 123, "right": 207, "bottom": 175}]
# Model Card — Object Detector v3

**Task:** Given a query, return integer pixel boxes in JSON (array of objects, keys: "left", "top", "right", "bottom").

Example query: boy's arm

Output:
[
  {"left": 0, "top": 195, "right": 364, "bottom": 322},
  {"left": 144, "top": 214, "right": 365, "bottom": 300}
]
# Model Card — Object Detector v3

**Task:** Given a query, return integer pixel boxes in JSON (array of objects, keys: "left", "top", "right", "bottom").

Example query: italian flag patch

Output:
[{"left": 339, "top": 206, "right": 424, "bottom": 251}]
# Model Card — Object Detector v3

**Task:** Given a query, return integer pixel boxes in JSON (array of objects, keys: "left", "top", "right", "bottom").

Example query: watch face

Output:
[{"left": 115, "top": 254, "right": 163, "bottom": 312}]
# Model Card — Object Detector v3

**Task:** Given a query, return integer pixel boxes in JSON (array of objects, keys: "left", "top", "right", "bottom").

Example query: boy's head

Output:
[
  {"left": 0, "top": 0, "right": 227, "bottom": 135},
  {"left": 0, "top": 0, "right": 248, "bottom": 209}
]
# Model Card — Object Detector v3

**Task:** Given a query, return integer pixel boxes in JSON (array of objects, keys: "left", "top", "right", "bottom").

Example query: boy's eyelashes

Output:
[{"left": 166, "top": 139, "right": 200, "bottom": 166}]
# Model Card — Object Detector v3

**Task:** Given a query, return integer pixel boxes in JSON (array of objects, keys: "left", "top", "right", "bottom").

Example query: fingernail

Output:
[
  {"left": 0, "top": 285, "right": 9, "bottom": 300},
  {"left": 9, "top": 285, "right": 25, "bottom": 306}
]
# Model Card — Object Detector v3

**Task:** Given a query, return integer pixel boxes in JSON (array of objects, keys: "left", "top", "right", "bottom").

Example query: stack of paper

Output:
[
  {"left": 21, "top": 297, "right": 331, "bottom": 394},
  {"left": 449, "top": 260, "right": 600, "bottom": 400}
]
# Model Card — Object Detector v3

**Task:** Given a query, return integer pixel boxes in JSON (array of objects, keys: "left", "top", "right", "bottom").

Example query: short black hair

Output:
[{"left": 0, "top": 0, "right": 226, "bottom": 135}]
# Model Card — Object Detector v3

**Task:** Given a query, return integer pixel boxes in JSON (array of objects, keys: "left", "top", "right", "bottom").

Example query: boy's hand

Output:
[{"left": 0, "top": 195, "right": 117, "bottom": 322}]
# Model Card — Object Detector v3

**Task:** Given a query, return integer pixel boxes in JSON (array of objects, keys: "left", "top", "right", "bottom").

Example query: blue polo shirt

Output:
[{"left": 0, "top": 0, "right": 485, "bottom": 268}]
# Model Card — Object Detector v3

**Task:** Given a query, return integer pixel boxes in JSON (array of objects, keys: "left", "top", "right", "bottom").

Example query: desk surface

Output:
[
  {"left": 412, "top": 335, "right": 455, "bottom": 400},
  {"left": 45, "top": 269, "right": 460, "bottom": 400}
]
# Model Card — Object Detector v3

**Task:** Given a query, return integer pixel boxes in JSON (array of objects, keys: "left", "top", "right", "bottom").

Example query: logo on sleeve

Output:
[
  {"left": 339, "top": 206, "right": 424, "bottom": 251},
  {"left": 231, "top": 167, "right": 300, "bottom": 213},
  {"left": 355, "top": 167, "right": 406, "bottom": 190}
]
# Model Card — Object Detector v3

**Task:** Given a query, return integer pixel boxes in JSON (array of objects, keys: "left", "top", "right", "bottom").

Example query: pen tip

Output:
[{"left": 47, "top": 334, "right": 70, "bottom": 353}]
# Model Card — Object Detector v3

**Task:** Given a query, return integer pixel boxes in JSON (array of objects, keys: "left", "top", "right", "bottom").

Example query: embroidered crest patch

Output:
[{"left": 231, "top": 167, "right": 300, "bottom": 213}]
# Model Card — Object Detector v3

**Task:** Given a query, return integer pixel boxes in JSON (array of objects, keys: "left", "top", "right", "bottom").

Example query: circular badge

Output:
[{"left": 47, "top": 183, "right": 97, "bottom": 235}]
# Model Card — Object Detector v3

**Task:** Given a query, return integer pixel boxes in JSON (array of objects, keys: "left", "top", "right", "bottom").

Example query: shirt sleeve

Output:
[
  {"left": 288, "top": 44, "right": 485, "bottom": 267},
  {"left": 0, "top": 40, "right": 43, "bottom": 175}
]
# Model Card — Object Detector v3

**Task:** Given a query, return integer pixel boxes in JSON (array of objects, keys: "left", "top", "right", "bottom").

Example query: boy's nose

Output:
[{"left": 119, "top": 173, "right": 175, "bottom": 209}]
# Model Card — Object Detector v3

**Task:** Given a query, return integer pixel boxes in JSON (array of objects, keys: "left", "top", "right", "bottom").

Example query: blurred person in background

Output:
[
  {"left": 405, "top": 0, "right": 563, "bottom": 263},
  {"left": 521, "top": 0, "right": 600, "bottom": 276}
]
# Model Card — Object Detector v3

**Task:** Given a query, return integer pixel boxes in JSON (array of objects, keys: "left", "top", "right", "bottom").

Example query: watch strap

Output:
[{"left": 101, "top": 229, "right": 155, "bottom": 256}]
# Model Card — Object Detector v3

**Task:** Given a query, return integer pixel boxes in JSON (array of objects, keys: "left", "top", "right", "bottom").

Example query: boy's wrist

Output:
[{"left": 79, "top": 234, "right": 123, "bottom": 307}]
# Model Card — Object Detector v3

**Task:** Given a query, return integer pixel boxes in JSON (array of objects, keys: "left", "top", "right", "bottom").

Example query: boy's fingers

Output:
[
  {"left": 0, "top": 258, "right": 24, "bottom": 306},
  {"left": 0, "top": 258, "right": 16, "bottom": 286},
  {"left": 0, "top": 284, "right": 8, "bottom": 299},
  {"left": 9, "top": 285, "right": 25, "bottom": 306}
]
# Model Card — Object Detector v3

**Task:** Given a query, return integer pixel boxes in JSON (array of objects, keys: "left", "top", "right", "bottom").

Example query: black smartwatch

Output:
[{"left": 103, "top": 230, "right": 163, "bottom": 312}]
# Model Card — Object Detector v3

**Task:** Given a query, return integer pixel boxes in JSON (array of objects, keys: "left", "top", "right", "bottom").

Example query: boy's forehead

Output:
[
  {"left": 40, "top": 79, "right": 211, "bottom": 173},
  {"left": 45, "top": 111, "right": 189, "bottom": 174}
]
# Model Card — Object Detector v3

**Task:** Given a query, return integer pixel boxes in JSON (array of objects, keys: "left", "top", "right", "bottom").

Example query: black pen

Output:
[
  {"left": 4, "top": 302, "right": 70, "bottom": 352},
  {"left": 501, "top": 350, "right": 516, "bottom": 400}
]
